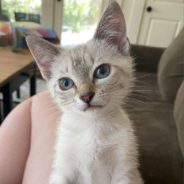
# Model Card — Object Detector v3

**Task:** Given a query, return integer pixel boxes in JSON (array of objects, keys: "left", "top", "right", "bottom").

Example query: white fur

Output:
[{"left": 49, "top": 107, "right": 143, "bottom": 184}]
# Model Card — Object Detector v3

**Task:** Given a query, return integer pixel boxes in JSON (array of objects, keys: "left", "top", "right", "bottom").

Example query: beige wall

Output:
[{"left": 41, "top": 0, "right": 54, "bottom": 28}]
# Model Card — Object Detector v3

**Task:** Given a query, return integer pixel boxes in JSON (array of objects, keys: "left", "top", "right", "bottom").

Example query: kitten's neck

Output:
[{"left": 60, "top": 106, "right": 129, "bottom": 134}]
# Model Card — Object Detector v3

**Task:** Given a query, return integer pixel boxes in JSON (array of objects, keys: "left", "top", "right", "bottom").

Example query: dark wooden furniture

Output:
[{"left": 0, "top": 48, "right": 36, "bottom": 122}]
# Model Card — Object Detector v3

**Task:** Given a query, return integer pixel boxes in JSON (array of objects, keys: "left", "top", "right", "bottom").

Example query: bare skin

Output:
[{"left": 0, "top": 91, "right": 61, "bottom": 184}]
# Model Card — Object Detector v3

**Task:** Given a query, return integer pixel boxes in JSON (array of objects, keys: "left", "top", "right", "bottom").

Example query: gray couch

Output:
[{"left": 128, "top": 28, "right": 184, "bottom": 184}]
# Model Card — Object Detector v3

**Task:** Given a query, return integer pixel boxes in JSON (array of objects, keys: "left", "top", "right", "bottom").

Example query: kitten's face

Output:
[
  {"left": 48, "top": 40, "right": 133, "bottom": 113},
  {"left": 26, "top": 2, "right": 133, "bottom": 114}
]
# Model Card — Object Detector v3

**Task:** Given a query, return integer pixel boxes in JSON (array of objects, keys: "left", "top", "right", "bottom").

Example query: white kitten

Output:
[{"left": 26, "top": 2, "right": 143, "bottom": 184}]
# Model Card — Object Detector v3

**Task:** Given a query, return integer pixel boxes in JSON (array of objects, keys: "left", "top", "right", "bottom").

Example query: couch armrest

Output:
[{"left": 131, "top": 44, "right": 165, "bottom": 73}]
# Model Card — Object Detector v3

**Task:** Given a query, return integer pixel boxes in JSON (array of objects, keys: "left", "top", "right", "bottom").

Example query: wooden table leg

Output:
[
  {"left": 0, "top": 97, "right": 3, "bottom": 124},
  {"left": 30, "top": 74, "right": 36, "bottom": 96},
  {"left": 30, "top": 64, "right": 37, "bottom": 96},
  {"left": 2, "top": 83, "right": 12, "bottom": 119}
]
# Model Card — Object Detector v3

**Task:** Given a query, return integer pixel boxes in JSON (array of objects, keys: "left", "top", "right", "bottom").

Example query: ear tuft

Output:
[
  {"left": 26, "top": 35, "right": 60, "bottom": 80},
  {"left": 94, "top": 1, "right": 129, "bottom": 55}
]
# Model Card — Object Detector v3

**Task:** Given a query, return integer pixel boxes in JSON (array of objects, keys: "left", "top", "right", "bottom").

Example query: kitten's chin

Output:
[
  {"left": 76, "top": 103, "right": 105, "bottom": 114},
  {"left": 83, "top": 105, "right": 103, "bottom": 112}
]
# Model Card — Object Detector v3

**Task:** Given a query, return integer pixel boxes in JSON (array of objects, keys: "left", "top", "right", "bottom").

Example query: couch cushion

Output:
[
  {"left": 126, "top": 73, "right": 183, "bottom": 184},
  {"left": 174, "top": 81, "right": 184, "bottom": 158},
  {"left": 158, "top": 27, "right": 184, "bottom": 103}
]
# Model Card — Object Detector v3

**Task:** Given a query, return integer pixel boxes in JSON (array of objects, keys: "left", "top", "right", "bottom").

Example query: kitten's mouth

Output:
[{"left": 83, "top": 104, "right": 103, "bottom": 111}]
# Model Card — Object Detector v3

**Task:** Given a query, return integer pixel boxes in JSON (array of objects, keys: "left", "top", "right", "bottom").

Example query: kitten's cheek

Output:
[
  {"left": 78, "top": 104, "right": 88, "bottom": 111},
  {"left": 54, "top": 84, "right": 62, "bottom": 94}
]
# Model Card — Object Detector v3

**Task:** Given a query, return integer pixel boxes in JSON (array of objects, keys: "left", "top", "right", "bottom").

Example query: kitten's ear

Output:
[
  {"left": 26, "top": 35, "right": 60, "bottom": 80},
  {"left": 94, "top": 1, "right": 129, "bottom": 55}
]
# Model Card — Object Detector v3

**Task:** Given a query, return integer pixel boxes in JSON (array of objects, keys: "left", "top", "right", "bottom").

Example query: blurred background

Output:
[{"left": 0, "top": 0, "right": 183, "bottom": 48}]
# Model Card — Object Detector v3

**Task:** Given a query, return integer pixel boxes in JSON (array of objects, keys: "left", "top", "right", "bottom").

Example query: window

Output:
[{"left": 62, "top": 0, "right": 103, "bottom": 46}]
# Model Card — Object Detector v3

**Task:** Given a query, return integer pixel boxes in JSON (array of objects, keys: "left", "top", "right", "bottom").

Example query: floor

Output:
[{"left": 14, "top": 78, "right": 47, "bottom": 100}]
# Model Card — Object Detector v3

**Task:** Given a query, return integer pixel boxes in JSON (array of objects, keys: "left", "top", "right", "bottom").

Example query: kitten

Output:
[{"left": 26, "top": 1, "right": 143, "bottom": 184}]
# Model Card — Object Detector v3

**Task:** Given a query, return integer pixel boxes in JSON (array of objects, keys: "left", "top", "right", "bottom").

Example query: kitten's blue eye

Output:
[
  {"left": 58, "top": 78, "right": 74, "bottom": 90},
  {"left": 94, "top": 64, "right": 110, "bottom": 79}
]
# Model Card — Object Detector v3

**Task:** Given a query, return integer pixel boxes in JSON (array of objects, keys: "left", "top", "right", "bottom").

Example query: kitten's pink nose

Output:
[{"left": 80, "top": 92, "right": 95, "bottom": 104}]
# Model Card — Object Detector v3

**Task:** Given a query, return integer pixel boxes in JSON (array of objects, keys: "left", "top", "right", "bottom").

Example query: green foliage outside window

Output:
[
  {"left": 1, "top": 0, "right": 102, "bottom": 33},
  {"left": 63, "top": 0, "right": 102, "bottom": 32}
]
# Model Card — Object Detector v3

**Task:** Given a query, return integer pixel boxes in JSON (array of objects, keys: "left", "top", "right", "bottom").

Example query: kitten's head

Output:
[{"left": 26, "top": 1, "right": 134, "bottom": 115}]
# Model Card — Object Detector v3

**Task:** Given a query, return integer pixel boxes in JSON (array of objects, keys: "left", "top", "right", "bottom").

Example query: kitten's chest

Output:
[
  {"left": 73, "top": 129, "right": 117, "bottom": 184},
  {"left": 55, "top": 113, "right": 131, "bottom": 183},
  {"left": 59, "top": 113, "right": 127, "bottom": 164},
  {"left": 59, "top": 113, "right": 128, "bottom": 153}
]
